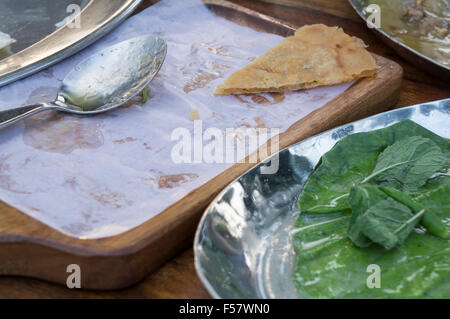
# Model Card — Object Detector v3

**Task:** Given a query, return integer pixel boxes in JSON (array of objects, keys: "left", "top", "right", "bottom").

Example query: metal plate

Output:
[
  {"left": 348, "top": 0, "right": 450, "bottom": 81},
  {"left": 0, "top": 0, "right": 142, "bottom": 88},
  {"left": 194, "top": 98, "right": 450, "bottom": 299}
]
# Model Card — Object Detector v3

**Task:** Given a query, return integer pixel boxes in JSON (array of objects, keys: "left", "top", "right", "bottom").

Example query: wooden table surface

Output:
[{"left": 1, "top": 0, "right": 449, "bottom": 299}]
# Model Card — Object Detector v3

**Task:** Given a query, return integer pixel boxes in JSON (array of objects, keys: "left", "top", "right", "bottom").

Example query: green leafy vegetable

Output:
[
  {"left": 294, "top": 120, "right": 450, "bottom": 298},
  {"left": 362, "top": 136, "right": 445, "bottom": 191},
  {"left": 298, "top": 120, "right": 450, "bottom": 214},
  {"left": 353, "top": 196, "right": 423, "bottom": 250},
  {"left": 348, "top": 185, "right": 425, "bottom": 250},
  {"left": 347, "top": 185, "right": 386, "bottom": 247},
  {"left": 293, "top": 213, "right": 450, "bottom": 298},
  {"left": 141, "top": 87, "right": 149, "bottom": 103},
  {"left": 380, "top": 186, "right": 449, "bottom": 239}
]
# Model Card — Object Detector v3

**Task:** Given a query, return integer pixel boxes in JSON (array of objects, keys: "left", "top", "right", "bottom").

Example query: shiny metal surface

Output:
[
  {"left": 0, "top": 34, "right": 166, "bottom": 129},
  {"left": 0, "top": 0, "right": 143, "bottom": 87},
  {"left": 194, "top": 98, "right": 450, "bottom": 299},
  {"left": 348, "top": 0, "right": 450, "bottom": 80}
]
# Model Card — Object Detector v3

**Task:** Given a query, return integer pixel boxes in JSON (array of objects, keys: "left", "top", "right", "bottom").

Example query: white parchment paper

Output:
[{"left": 0, "top": 0, "right": 352, "bottom": 238}]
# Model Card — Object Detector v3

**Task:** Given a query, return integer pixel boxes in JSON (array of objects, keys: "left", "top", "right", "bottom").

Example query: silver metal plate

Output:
[
  {"left": 348, "top": 0, "right": 450, "bottom": 80},
  {"left": 194, "top": 98, "right": 450, "bottom": 299},
  {"left": 0, "top": 0, "right": 142, "bottom": 87}
]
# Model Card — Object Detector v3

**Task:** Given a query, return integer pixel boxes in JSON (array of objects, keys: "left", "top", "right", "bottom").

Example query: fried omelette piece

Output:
[{"left": 214, "top": 24, "right": 379, "bottom": 95}]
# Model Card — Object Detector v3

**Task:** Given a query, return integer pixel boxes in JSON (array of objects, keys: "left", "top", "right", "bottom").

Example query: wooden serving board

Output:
[{"left": 0, "top": 0, "right": 402, "bottom": 290}]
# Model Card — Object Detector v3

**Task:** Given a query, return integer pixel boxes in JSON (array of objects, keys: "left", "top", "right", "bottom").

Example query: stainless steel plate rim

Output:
[
  {"left": 194, "top": 98, "right": 450, "bottom": 299},
  {"left": 0, "top": 0, "right": 143, "bottom": 88}
]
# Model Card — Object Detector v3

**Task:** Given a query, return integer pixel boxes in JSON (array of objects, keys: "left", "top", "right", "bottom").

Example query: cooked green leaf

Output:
[
  {"left": 380, "top": 186, "right": 449, "bottom": 239},
  {"left": 347, "top": 185, "right": 386, "bottom": 247},
  {"left": 352, "top": 197, "right": 423, "bottom": 250},
  {"left": 362, "top": 136, "right": 445, "bottom": 191},
  {"left": 294, "top": 120, "right": 450, "bottom": 298},
  {"left": 293, "top": 213, "right": 450, "bottom": 298},
  {"left": 298, "top": 120, "right": 450, "bottom": 214}
]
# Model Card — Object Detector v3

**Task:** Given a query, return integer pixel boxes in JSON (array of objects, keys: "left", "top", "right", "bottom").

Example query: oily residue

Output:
[
  {"left": 212, "top": 62, "right": 230, "bottom": 72},
  {"left": 206, "top": 45, "right": 229, "bottom": 56},
  {"left": 90, "top": 191, "right": 128, "bottom": 209},
  {"left": 113, "top": 137, "right": 137, "bottom": 144},
  {"left": 235, "top": 92, "right": 285, "bottom": 105},
  {"left": 63, "top": 177, "right": 79, "bottom": 189},
  {"left": 183, "top": 73, "right": 218, "bottom": 93},
  {"left": 23, "top": 112, "right": 104, "bottom": 154},
  {"left": 253, "top": 117, "right": 266, "bottom": 128},
  {"left": 251, "top": 95, "right": 271, "bottom": 105},
  {"left": 181, "top": 43, "right": 231, "bottom": 94},
  {"left": 22, "top": 87, "right": 104, "bottom": 154},
  {"left": 0, "top": 155, "right": 30, "bottom": 194},
  {"left": 61, "top": 222, "right": 94, "bottom": 237},
  {"left": 158, "top": 173, "right": 199, "bottom": 189},
  {"left": 41, "top": 68, "right": 54, "bottom": 78}
]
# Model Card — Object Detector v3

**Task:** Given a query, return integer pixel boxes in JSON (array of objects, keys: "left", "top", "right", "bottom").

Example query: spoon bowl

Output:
[{"left": 0, "top": 34, "right": 167, "bottom": 127}]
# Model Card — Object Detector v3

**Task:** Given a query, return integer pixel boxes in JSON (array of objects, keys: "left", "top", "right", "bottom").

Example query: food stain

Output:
[
  {"left": 21, "top": 87, "right": 104, "bottom": 154},
  {"left": 0, "top": 155, "right": 31, "bottom": 194},
  {"left": 251, "top": 95, "right": 271, "bottom": 105},
  {"left": 158, "top": 173, "right": 199, "bottom": 189},
  {"left": 113, "top": 137, "right": 137, "bottom": 144},
  {"left": 205, "top": 45, "right": 229, "bottom": 56},
  {"left": 234, "top": 92, "right": 285, "bottom": 105},
  {"left": 253, "top": 117, "right": 267, "bottom": 128},
  {"left": 190, "top": 109, "right": 199, "bottom": 121},
  {"left": 61, "top": 222, "right": 94, "bottom": 236},
  {"left": 23, "top": 112, "right": 104, "bottom": 154},
  {"left": 180, "top": 43, "right": 231, "bottom": 94},
  {"left": 63, "top": 177, "right": 79, "bottom": 189},
  {"left": 90, "top": 191, "right": 127, "bottom": 209},
  {"left": 212, "top": 62, "right": 230, "bottom": 72},
  {"left": 41, "top": 68, "right": 54, "bottom": 78},
  {"left": 183, "top": 73, "right": 218, "bottom": 93}
]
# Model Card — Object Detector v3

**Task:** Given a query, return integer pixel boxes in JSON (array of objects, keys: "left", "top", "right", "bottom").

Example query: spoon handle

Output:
[{"left": 0, "top": 103, "right": 55, "bottom": 129}]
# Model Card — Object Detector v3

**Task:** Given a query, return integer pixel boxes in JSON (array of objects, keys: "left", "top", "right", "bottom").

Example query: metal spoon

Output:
[{"left": 0, "top": 34, "right": 167, "bottom": 129}]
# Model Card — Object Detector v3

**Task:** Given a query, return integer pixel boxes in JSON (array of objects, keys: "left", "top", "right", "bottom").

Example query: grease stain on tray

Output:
[
  {"left": 234, "top": 93, "right": 285, "bottom": 106},
  {"left": 158, "top": 173, "right": 199, "bottom": 189},
  {"left": 63, "top": 177, "right": 79, "bottom": 189},
  {"left": 113, "top": 137, "right": 137, "bottom": 144},
  {"left": 23, "top": 113, "right": 104, "bottom": 154},
  {"left": 0, "top": 155, "right": 31, "bottom": 194},
  {"left": 90, "top": 191, "right": 129, "bottom": 209},
  {"left": 41, "top": 68, "right": 54, "bottom": 78},
  {"left": 183, "top": 73, "right": 218, "bottom": 93},
  {"left": 61, "top": 222, "right": 95, "bottom": 237},
  {"left": 21, "top": 87, "right": 104, "bottom": 154},
  {"left": 181, "top": 43, "right": 233, "bottom": 93},
  {"left": 253, "top": 117, "right": 267, "bottom": 128}
]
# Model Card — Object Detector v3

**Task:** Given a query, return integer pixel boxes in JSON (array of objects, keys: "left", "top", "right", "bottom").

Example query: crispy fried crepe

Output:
[{"left": 214, "top": 24, "right": 379, "bottom": 95}]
